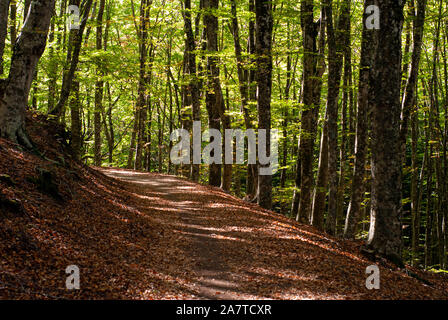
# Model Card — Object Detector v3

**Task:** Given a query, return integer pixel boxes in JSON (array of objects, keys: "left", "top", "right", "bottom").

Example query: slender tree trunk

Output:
[
  {"left": 295, "top": 0, "right": 321, "bottom": 222},
  {"left": 399, "top": 0, "right": 426, "bottom": 160},
  {"left": 204, "top": 0, "right": 223, "bottom": 187},
  {"left": 230, "top": 0, "right": 255, "bottom": 197},
  {"left": 412, "top": 128, "right": 425, "bottom": 265},
  {"left": 182, "top": 0, "right": 201, "bottom": 181},
  {"left": 337, "top": 0, "right": 352, "bottom": 235},
  {"left": 127, "top": 102, "right": 139, "bottom": 169},
  {"left": 94, "top": 0, "right": 106, "bottom": 167},
  {"left": 0, "top": 0, "right": 10, "bottom": 76},
  {"left": 254, "top": 0, "right": 273, "bottom": 209},
  {"left": 50, "top": 0, "right": 93, "bottom": 118},
  {"left": 9, "top": 1, "right": 17, "bottom": 48},
  {"left": 310, "top": 7, "right": 328, "bottom": 230},
  {"left": 344, "top": 0, "right": 375, "bottom": 239},
  {"left": 47, "top": 16, "right": 57, "bottom": 112},
  {"left": 324, "top": 0, "right": 344, "bottom": 235},
  {"left": 70, "top": 79, "right": 81, "bottom": 160},
  {"left": 247, "top": 0, "right": 258, "bottom": 199},
  {"left": 134, "top": 0, "right": 151, "bottom": 170}
]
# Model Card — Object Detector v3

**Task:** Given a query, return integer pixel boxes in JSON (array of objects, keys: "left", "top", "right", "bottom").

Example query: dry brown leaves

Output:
[{"left": 0, "top": 113, "right": 447, "bottom": 300}]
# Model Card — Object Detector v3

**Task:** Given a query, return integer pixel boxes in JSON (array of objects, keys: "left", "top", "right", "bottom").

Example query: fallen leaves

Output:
[{"left": 0, "top": 113, "right": 447, "bottom": 300}]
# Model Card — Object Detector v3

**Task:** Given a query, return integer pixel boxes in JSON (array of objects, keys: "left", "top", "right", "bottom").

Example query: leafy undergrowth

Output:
[{"left": 0, "top": 113, "right": 447, "bottom": 300}]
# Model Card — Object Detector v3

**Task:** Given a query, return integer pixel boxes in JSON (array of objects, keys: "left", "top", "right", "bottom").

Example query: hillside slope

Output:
[{"left": 0, "top": 113, "right": 447, "bottom": 299}]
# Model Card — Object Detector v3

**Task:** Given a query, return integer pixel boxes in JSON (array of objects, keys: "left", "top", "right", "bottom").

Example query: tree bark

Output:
[
  {"left": 294, "top": 0, "right": 321, "bottom": 222},
  {"left": 70, "top": 79, "right": 81, "bottom": 160},
  {"left": 204, "top": 0, "right": 223, "bottom": 187},
  {"left": 344, "top": 0, "right": 375, "bottom": 239},
  {"left": 399, "top": 0, "right": 426, "bottom": 160},
  {"left": 367, "top": 0, "right": 405, "bottom": 265},
  {"left": 134, "top": 0, "right": 151, "bottom": 170},
  {"left": 254, "top": 0, "right": 273, "bottom": 209},
  {"left": 50, "top": 0, "right": 93, "bottom": 118},
  {"left": 182, "top": 0, "right": 201, "bottom": 181},
  {"left": 0, "top": 0, "right": 55, "bottom": 145},
  {"left": 94, "top": 0, "right": 106, "bottom": 167},
  {"left": 0, "top": 0, "right": 10, "bottom": 76},
  {"left": 9, "top": 1, "right": 17, "bottom": 48},
  {"left": 323, "top": 0, "right": 344, "bottom": 235}
]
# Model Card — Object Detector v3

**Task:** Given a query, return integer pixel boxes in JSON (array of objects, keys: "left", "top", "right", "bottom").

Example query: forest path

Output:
[
  {"left": 102, "top": 168, "right": 251, "bottom": 299},
  {"left": 100, "top": 168, "right": 448, "bottom": 300}
]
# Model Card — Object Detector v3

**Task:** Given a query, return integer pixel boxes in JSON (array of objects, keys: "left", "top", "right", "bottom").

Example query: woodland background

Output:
[{"left": 0, "top": 0, "right": 447, "bottom": 272}]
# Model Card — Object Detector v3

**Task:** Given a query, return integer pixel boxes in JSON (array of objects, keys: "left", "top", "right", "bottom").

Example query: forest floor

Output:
[{"left": 1, "top": 113, "right": 448, "bottom": 299}]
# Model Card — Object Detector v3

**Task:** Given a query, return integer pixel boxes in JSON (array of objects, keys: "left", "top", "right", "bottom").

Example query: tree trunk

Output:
[
  {"left": 94, "top": 0, "right": 106, "bottom": 167},
  {"left": 50, "top": 0, "right": 93, "bottom": 118},
  {"left": 310, "top": 6, "right": 328, "bottom": 230},
  {"left": 344, "top": 0, "right": 375, "bottom": 239},
  {"left": 323, "top": 0, "right": 344, "bottom": 235},
  {"left": 295, "top": 0, "right": 321, "bottom": 222},
  {"left": 246, "top": 0, "right": 258, "bottom": 200},
  {"left": 182, "top": 0, "right": 201, "bottom": 181},
  {"left": 127, "top": 102, "right": 139, "bottom": 169},
  {"left": 9, "top": 1, "right": 17, "bottom": 48},
  {"left": 134, "top": 0, "right": 151, "bottom": 170},
  {"left": 367, "top": 0, "right": 405, "bottom": 265},
  {"left": 0, "top": 0, "right": 55, "bottom": 145},
  {"left": 0, "top": 0, "right": 10, "bottom": 76},
  {"left": 254, "top": 0, "right": 273, "bottom": 209},
  {"left": 399, "top": 0, "right": 426, "bottom": 160},
  {"left": 70, "top": 79, "right": 81, "bottom": 160},
  {"left": 204, "top": 0, "right": 223, "bottom": 187}
]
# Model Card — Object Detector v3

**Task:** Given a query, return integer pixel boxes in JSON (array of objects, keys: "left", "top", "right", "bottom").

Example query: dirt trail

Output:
[
  {"left": 103, "top": 168, "right": 251, "bottom": 299},
  {"left": 101, "top": 168, "right": 448, "bottom": 300}
]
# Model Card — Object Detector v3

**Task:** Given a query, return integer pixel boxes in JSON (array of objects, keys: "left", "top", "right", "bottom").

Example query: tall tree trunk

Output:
[
  {"left": 70, "top": 79, "right": 81, "bottom": 160},
  {"left": 204, "top": 0, "right": 223, "bottom": 187},
  {"left": 323, "top": 0, "right": 344, "bottom": 235},
  {"left": 0, "top": 0, "right": 10, "bottom": 76},
  {"left": 310, "top": 8, "right": 328, "bottom": 230},
  {"left": 295, "top": 0, "right": 320, "bottom": 222},
  {"left": 9, "top": 1, "right": 17, "bottom": 48},
  {"left": 336, "top": 0, "right": 352, "bottom": 235},
  {"left": 246, "top": 0, "right": 258, "bottom": 199},
  {"left": 182, "top": 0, "right": 201, "bottom": 181},
  {"left": 400, "top": 0, "right": 427, "bottom": 264},
  {"left": 230, "top": 0, "right": 255, "bottom": 196},
  {"left": 47, "top": 16, "right": 57, "bottom": 112},
  {"left": 367, "top": 0, "right": 405, "bottom": 265},
  {"left": 94, "top": 0, "right": 106, "bottom": 167},
  {"left": 254, "top": 0, "right": 273, "bottom": 209},
  {"left": 399, "top": 0, "right": 426, "bottom": 159},
  {"left": 344, "top": 0, "right": 375, "bottom": 239},
  {"left": 50, "top": 0, "right": 93, "bottom": 118},
  {"left": 134, "top": 0, "right": 151, "bottom": 170},
  {"left": 0, "top": 0, "right": 55, "bottom": 145},
  {"left": 127, "top": 102, "right": 139, "bottom": 169}
]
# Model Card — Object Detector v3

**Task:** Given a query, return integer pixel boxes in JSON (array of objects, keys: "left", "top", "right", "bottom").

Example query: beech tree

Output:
[
  {"left": 0, "top": 0, "right": 446, "bottom": 269},
  {"left": 0, "top": 0, "right": 9, "bottom": 75},
  {"left": 367, "top": 0, "right": 405, "bottom": 264},
  {"left": 0, "top": 0, "right": 55, "bottom": 146},
  {"left": 344, "top": 0, "right": 375, "bottom": 239},
  {"left": 255, "top": 0, "right": 274, "bottom": 209}
]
